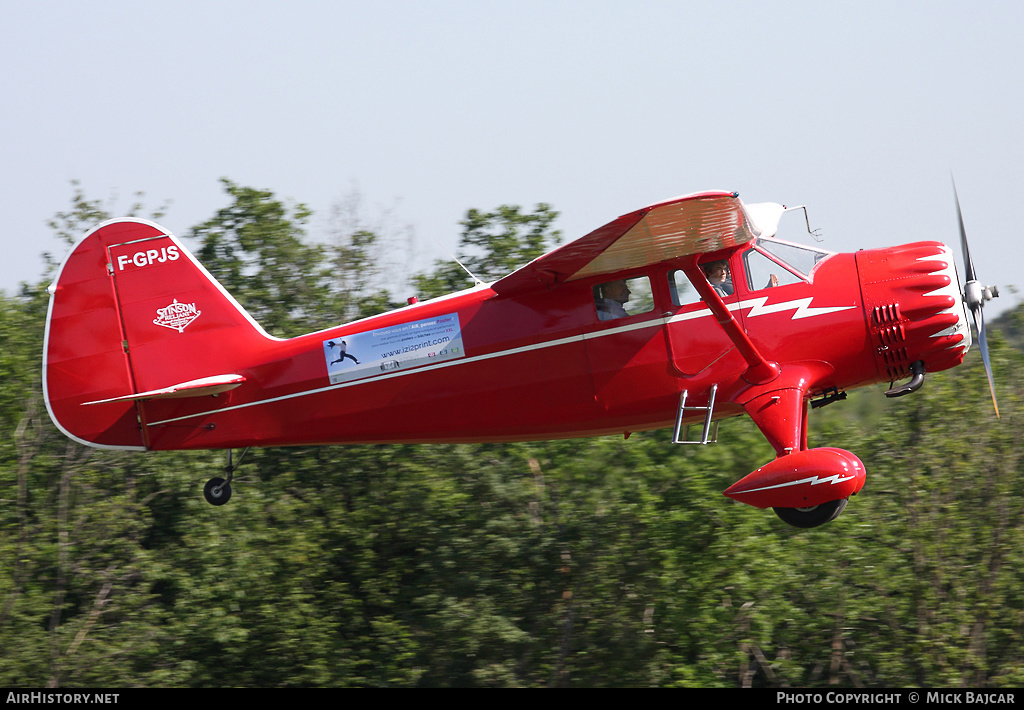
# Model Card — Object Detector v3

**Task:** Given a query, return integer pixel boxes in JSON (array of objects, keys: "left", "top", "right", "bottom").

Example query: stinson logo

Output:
[{"left": 154, "top": 299, "right": 201, "bottom": 333}]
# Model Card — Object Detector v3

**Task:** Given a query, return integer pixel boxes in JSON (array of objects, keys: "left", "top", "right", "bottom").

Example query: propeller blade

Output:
[
  {"left": 971, "top": 305, "right": 1000, "bottom": 419},
  {"left": 953, "top": 180, "right": 977, "bottom": 283},
  {"left": 954, "top": 180, "right": 999, "bottom": 418}
]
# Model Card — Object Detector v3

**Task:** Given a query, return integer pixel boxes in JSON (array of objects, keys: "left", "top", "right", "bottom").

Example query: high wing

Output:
[{"left": 492, "top": 191, "right": 780, "bottom": 295}]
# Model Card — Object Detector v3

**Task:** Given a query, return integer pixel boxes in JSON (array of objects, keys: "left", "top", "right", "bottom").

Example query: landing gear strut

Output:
[{"left": 203, "top": 447, "right": 249, "bottom": 506}]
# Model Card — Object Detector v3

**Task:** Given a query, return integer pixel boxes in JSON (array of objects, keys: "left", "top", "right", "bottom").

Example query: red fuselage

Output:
[{"left": 124, "top": 242, "right": 965, "bottom": 451}]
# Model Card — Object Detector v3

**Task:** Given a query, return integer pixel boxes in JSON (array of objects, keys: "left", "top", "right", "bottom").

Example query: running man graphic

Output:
[{"left": 327, "top": 340, "right": 360, "bottom": 365}]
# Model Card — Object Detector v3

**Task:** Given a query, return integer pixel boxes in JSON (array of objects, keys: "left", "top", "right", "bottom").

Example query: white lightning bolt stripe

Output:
[
  {"left": 730, "top": 473, "right": 857, "bottom": 496},
  {"left": 665, "top": 296, "right": 855, "bottom": 326},
  {"left": 736, "top": 296, "right": 856, "bottom": 320}
]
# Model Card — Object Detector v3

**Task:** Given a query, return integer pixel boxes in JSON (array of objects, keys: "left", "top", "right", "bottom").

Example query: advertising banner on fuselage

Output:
[{"left": 322, "top": 312, "right": 465, "bottom": 385}]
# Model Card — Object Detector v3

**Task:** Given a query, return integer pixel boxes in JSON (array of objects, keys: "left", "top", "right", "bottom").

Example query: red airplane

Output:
[{"left": 42, "top": 190, "right": 999, "bottom": 527}]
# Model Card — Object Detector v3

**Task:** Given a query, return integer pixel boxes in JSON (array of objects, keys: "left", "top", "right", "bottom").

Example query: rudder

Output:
[{"left": 44, "top": 218, "right": 274, "bottom": 449}]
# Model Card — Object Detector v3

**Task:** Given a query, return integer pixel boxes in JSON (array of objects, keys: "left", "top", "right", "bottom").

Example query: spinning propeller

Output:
[{"left": 954, "top": 182, "right": 1000, "bottom": 418}]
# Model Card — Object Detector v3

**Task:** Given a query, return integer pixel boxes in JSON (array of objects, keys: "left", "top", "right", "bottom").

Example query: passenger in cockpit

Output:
[{"left": 702, "top": 260, "right": 733, "bottom": 297}]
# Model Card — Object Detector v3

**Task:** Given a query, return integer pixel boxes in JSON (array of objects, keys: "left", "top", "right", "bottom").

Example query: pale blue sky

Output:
[{"left": 2, "top": 0, "right": 1021, "bottom": 317}]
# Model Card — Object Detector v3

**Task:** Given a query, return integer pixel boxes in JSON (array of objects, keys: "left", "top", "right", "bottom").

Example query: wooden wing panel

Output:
[{"left": 492, "top": 191, "right": 757, "bottom": 295}]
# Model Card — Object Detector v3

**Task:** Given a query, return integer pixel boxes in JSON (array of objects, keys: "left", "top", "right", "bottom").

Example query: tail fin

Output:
[{"left": 44, "top": 218, "right": 275, "bottom": 449}]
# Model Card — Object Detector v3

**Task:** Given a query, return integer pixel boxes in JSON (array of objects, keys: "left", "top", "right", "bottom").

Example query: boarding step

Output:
[{"left": 672, "top": 385, "right": 719, "bottom": 445}]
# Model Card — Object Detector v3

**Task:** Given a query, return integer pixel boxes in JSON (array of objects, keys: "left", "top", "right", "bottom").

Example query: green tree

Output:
[
  {"left": 43, "top": 180, "right": 169, "bottom": 276},
  {"left": 192, "top": 179, "right": 333, "bottom": 337},
  {"left": 412, "top": 204, "right": 561, "bottom": 299},
  {"left": 322, "top": 190, "right": 409, "bottom": 322}
]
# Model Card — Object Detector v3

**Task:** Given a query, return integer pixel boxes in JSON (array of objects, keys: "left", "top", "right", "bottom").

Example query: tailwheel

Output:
[
  {"left": 773, "top": 498, "right": 848, "bottom": 529},
  {"left": 203, "top": 477, "right": 232, "bottom": 506},
  {"left": 202, "top": 447, "right": 249, "bottom": 506}
]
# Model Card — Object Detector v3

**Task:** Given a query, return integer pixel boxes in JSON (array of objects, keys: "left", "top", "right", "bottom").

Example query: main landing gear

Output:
[
  {"left": 203, "top": 447, "right": 249, "bottom": 506},
  {"left": 773, "top": 499, "right": 849, "bottom": 529}
]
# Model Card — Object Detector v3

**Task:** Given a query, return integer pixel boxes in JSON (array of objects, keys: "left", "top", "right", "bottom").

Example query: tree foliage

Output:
[
  {"left": 2, "top": 183, "right": 1024, "bottom": 687},
  {"left": 191, "top": 180, "right": 332, "bottom": 338},
  {"left": 412, "top": 204, "right": 561, "bottom": 299}
]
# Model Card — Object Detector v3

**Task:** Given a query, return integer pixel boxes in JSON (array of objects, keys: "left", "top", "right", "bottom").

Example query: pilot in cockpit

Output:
[
  {"left": 702, "top": 260, "right": 733, "bottom": 297},
  {"left": 595, "top": 279, "right": 631, "bottom": 320}
]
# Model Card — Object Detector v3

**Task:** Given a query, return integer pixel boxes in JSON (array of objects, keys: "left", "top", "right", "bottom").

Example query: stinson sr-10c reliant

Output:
[{"left": 43, "top": 189, "right": 999, "bottom": 527}]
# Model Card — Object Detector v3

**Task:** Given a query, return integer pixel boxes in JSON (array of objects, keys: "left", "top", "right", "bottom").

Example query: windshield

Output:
[
  {"left": 754, "top": 206, "right": 834, "bottom": 278},
  {"left": 742, "top": 232, "right": 834, "bottom": 291},
  {"left": 754, "top": 238, "right": 833, "bottom": 279}
]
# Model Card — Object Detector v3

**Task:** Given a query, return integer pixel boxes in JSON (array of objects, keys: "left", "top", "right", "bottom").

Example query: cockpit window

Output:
[
  {"left": 755, "top": 239, "right": 831, "bottom": 279},
  {"left": 743, "top": 238, "right": 833, "bottom": 291},
  {"left": 593, "top": 276, "right": 654, "bottom": 321}
]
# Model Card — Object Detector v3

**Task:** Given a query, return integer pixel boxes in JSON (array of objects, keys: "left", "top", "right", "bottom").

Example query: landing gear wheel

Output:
[
  {"left": 773, "top": 498, "right": 848, "bottom": 529},
  {"left": 204, "top": 477, "right": 232, "bottom": 506}
]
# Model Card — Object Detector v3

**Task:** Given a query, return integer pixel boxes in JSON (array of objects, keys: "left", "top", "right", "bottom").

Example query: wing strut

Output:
[{"left": 681, "top": 261, "right": 780, "bottom": 385}]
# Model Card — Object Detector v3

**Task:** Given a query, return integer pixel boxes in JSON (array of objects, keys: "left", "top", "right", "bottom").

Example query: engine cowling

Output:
[{"left": 856, "top": 241, "right": 972, "bottom": 383}]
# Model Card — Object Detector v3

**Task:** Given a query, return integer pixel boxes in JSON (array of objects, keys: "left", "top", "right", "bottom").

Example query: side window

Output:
[
  {"left": 593, "top": 276, "right": 654, "bottom": 321},
  {"left": 670, "top": 270, "right": 701, "bottom": 306},
  {"left": 669, "top": 260, "right": 734, "bottom": 306},
  {"left": 744, "top": 249, "right": 803, "bottom": 291}
]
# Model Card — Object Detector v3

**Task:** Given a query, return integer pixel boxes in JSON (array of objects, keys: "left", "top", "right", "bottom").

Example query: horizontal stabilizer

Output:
[{"left": 83, "top": 374, "right": 246, "bottom": 406}]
